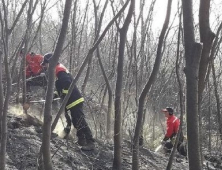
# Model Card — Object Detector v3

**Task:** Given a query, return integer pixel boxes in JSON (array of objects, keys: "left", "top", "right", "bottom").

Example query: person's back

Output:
[
  {"left": 25, "top": 52, "right": 46, "bottom": 97},
  {"left": 166, "top": 114, "right": 180, "bottom": 140},
  {"left": 55, "top": 66, "right": 82, "bottom": 104},
  {"left": 26, "top": 53, "right": 44, "bottom": 78}
]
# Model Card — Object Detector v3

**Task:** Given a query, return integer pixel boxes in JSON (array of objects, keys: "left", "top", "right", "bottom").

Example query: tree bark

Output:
[
  {"left": 69, "top": 0, "right": 78, "bottom": 74},
  {"left": 0, "top": 50, "right": 3, "bottom": 134},
  {"left": 211, "top": 62, "right": 222, "bottom": 142},
  {"left": 112, "top": 0, "right": 134, "bottom": 169},
  {"left": 81, "top": 0, "right": 109, "bottom": 94},
  {"left": 166, "top": 6, "right": 184, "bottom": 169},
  {"left": 22, "top": 0, "right": 34, "bottom": 115},
  {"left": 132, "top": 0, "right": 172, "bottom": 169},
  {"left": 41, "top": 0, "right": 72, "bottom": 169},
  {"left": 0, "top": 0, "right": 28, "bottom": 169},
  {"left": 198, "top": 0, "right": 215, "bottom": 164},
  {"left": 209, "top": 22, "right": 222, "bottom": 142},
  {"left": 198, "top": 0, "right": 215, "bottom": 96},
  {"left": 182, "top": 0, "right": 202, "bottom": 169},
  {"left": 92, "top": 0, "right": 113, "bottom": 139}
]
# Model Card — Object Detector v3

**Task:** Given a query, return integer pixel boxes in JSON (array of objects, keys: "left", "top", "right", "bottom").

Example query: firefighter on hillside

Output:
[
  {"left": 20, "top": 49, "right": 47, "bottom": 98},
  {"left": 161, "top": 107, "right": 187, "bottom": 156},
  {"left": 41, "top": 53, "right": 95, "bottom": 151}
]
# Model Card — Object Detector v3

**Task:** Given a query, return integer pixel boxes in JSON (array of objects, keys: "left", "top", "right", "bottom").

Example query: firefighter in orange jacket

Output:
[
  {"left": 161, "top": 107, "right": 186, "bottom": 156},
  {"left": 20, "top": 49, "right": 47, "bottom": 97},
  {"left": 41, "top": 53, "right": 95, "bottom": 151},
  {"left": 25, "top": 52, "right": 44, "bottom": 78}
]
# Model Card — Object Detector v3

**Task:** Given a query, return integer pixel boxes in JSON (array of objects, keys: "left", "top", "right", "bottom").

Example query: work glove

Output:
[
  {"left": 53, "top": 91, "right": 59, "bottom": 99},
  {"left": 171, "top": 137, "right": 176, "bottom": 145},
  {"left": 39, "top": 72, "right": 46, "bottom": 77}
]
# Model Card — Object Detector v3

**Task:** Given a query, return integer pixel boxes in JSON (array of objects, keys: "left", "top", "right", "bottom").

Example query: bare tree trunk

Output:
[
  {"left": 198, "top": 0, "right": 215, "bottom": 164},
  {"left": 69, "top": 0, "right": 78, "bottom": 74},
  {"left": 137, "top": 0, "right": 157, "bottom": 143},
  {"left": 82, "top": 0, "right": 109, "bottom": 94},
  {"left": 0, "top": 50, "right": 3, "bottom": 138},
  {"left": 76, "top": 0, "right": 89, "bottom": 71},
  {"left": 112, "top": 1, "right": 134, "bottom": 169},
  {"left": 22, "top": 0, "right": 34, "bottom": 115},
  {"left": 209, "top": 22, "right": 222, "bottom": 142},
  {"left": 29, "top": 0, "right": 47, "bottom": 50},
  {"left": 41, "top": 1, "right": 72, "bottom": 169},
  {"left": 0, "top": 49, "right": 12, "bottom": 170},
  {"left": 166, "top": 5, "right": 184, "bottom": 169},
  {"left": 211, "top": 62, "right": 222, "bottom": 142},
  {"left": 182, "top": 0, "right": 202, "bottom": 169},
  {"left": 0, "top": 1, "right": 28, "bottom": 169},
  {"left": 132, "top": 0, "right": 172, "bottom": 169},
  {"left": 207, "top": 82, "right": 212, "bottom": 153},
  {"left": 198, "top": 0, "right": 215, "bottom": 96},
  {"left": 82, "top": 55, "right": 93, "bottom": 94},
  {"left": 96, "top": 48, "right": 113, "bottom": 139},
  {"left": 0, "top": 27, "right": 12, "bottom": 170},
  {"left": 92, "top": 0, "right": 112, "bottom": 139}
]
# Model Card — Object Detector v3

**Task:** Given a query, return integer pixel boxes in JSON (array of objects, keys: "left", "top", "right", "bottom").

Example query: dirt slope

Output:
[{"left": 5, "top": 110, "right": 190, "bottom": 170}]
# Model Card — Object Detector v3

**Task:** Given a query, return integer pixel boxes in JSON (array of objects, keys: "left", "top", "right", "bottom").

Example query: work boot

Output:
[
  {"left": 81, "top": 139, "right": 95, "bottom": 151},
  {"left": 77, "top": 137, "right": 87, "bottom": 146}
]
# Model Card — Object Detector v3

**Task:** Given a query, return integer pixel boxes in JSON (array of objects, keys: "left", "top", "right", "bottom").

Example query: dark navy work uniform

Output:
[{"left": 55, "top": 63, "right": 93, "bottom": 141}]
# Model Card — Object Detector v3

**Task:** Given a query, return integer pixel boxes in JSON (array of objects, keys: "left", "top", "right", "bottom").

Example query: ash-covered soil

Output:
[{"left": 5, "top": 105, "right": 190, "bottom": 170}]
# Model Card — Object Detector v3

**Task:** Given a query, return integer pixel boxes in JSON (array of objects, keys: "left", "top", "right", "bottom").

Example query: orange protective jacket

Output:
[
  {"left": 26, "top": 53, "right": 44, "bottom": 78},
  {"left": 164, "top": 115, "right": 180, "bottom": 140}
]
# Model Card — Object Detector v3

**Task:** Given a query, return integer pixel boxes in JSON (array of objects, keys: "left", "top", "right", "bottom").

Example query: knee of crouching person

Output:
[{"left": 178, "top": 143, "right": 187, "bottom": 157}]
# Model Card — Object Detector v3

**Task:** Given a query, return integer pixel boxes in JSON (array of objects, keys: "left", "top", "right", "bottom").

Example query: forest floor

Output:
[{"left": 4, "top": 103, "right": 221, "bottom": 170}]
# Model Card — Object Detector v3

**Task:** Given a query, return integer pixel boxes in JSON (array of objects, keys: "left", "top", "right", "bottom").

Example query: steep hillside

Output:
[{"left": 4, "top": 105, "right": 190, "bottom": 170}]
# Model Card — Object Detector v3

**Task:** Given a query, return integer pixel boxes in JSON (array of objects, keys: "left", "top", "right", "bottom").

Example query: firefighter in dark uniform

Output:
[{"left": 41, "top": 53, "right": 95, "bottom": 151}]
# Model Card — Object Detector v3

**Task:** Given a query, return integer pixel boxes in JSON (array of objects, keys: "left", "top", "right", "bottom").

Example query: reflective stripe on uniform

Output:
[
  {"left": 62, "top": 89, "right": 68, "bottom": 94},
  {"left": 172, "top": 117, "right": 178, "bottom": 123},
  {"left": 66, "top": 97, "right": 84, "bottom": 110}
]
